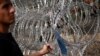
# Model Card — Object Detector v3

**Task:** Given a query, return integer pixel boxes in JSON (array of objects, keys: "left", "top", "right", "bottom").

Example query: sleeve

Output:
[{"left": 0, "top": 39, "right": 12, "bottom": 56}]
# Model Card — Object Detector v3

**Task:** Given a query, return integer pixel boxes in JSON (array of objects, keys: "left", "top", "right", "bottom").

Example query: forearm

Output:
[
  {"left": 29, "top": 51, "right": 43, "bottom": 56},
  {"left": 23, "top": 44, "right": 51, "bottom": 56},
  {"left": 24, "top": 51, "right": 44, "bottom": 56}
]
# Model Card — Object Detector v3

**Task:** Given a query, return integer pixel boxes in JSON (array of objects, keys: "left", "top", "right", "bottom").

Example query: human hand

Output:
[
  {"left": 39, "top": 44, "right": 53, "bottom": 55},
  {"left": 26, "top": 44, "right": 52, "bottom": 56}
]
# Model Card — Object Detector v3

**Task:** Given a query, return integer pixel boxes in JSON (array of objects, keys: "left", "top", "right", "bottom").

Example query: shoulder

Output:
[{"left": 0, "top": 38, "right": 11, "bottom": 47}]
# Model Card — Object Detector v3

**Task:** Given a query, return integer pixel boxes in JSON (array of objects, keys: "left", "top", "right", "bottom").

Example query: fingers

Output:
[
  {"left": 44, "top": 44, "right": 53, "bottom": 51},
  {"left": 39, "top": 44, "right": 53, "bottom": 55}
]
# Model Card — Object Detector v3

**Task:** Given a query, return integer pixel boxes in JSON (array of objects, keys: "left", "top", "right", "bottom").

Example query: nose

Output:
[{"left": 9, "top": 6, "right": 15, "bottom": 14}]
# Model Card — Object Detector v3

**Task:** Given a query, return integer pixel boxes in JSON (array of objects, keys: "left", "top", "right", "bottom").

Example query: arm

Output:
[
  {"left": 25, "top": 51, "right": 44, "bottom": 56},
  {"left": 24, "top": 44, "right": 52, "bottom": 56}
]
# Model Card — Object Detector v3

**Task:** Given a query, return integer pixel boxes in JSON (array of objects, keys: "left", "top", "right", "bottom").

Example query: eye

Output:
[
  {"left": 3, "top": 4, "right": 9, "bottom": 8},
  {"left": 3, "top": 3, "right": 13, "bottom": 9}
]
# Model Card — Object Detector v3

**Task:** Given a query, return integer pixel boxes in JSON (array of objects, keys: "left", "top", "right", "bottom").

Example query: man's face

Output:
[
  {"left": 0, "top": 0, "right": 15, "bottom": 25},
  {"left": 83, "top": 0, "right": 94, "bottom": 4}
]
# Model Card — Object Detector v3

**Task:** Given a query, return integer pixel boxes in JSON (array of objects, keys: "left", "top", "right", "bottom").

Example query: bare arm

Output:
[
  {"left": 25, "top": 51, "right": 44, "bottom": 56},
  {"left": 24, "top": 44, "right": 52, "bottom": 56}
]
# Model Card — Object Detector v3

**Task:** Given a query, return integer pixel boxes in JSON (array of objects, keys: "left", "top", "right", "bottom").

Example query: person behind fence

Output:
[{"left": 0, "top": 0, "right": 52, "bottom": 56}]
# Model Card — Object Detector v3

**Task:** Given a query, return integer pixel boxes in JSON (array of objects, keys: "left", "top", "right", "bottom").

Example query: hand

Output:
[
  {"left": 26, "top": 44, "right": 53, "bottom": 56},
  {"left": 39, "top": 44, "right": 53, "bottom": 55}
]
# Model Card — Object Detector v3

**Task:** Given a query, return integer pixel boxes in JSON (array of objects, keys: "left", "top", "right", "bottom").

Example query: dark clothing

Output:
[{"left": 0, "top": 33, "right": 23, "bottom": 56}]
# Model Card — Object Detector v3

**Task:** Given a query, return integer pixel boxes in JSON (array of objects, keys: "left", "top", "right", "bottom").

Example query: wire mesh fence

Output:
[{"left": 10, "top": 0, "right": 100, "bottom": 56}]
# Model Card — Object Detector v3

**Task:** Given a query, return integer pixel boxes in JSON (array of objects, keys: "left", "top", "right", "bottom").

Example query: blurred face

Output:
[
  {"left": 83, "top": 0, "right": 95, "bottom": 4},
  {"left": 0, "top": 0, "right": 15, "bottom": 25}
]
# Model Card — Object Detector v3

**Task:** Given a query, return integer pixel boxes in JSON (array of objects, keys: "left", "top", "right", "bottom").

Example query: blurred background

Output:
[{"left": 10, "top": 0, "right": 100, "bottom": 56}]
